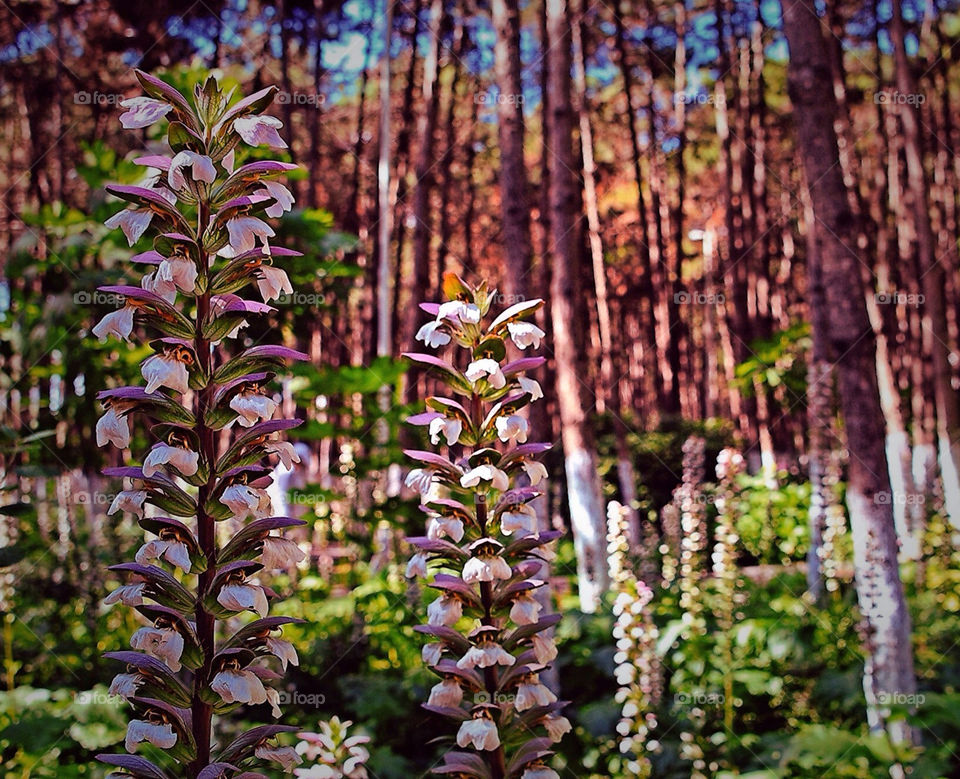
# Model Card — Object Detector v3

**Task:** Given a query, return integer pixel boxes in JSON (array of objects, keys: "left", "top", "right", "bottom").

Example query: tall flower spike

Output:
[
  {"left": 402, "top": 275, "right": 567, "bottom": 779},
  {"left": 94, "top": 72, "right": 307, "bottom": 779}
]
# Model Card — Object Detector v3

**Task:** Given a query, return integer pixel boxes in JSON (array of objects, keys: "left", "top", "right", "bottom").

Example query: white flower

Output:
[
  {"left": 460, "top": 464, "right": 509, "bottom": 491},
  {"left": 220, "top": 483, "right": 272, "bottom": 520},
  {"left": 130, "top": 625, "right": 184, "bottom": 671},
  {"left": 256, "top": 264, "right": 293, "bottom": 302},
  {"left": 105, "top": 208, "right": 154, "bottom": 246},
  {"left": 265, "top": 686, "right": 282, "bottom": 718},
  {"left": 142, "top": 269, "right": 177, "bottom": 304},
  {"left": 109, "top": 672, "right": 141, "bottom": 699},
  {"left": 463, "top": 553, "right": 512, "bottom": 583},
  {"left": 96, "top": 406, "right": 130, "bottom": 449},
  {"left": 531, "top": 633, "right": 558, "bottom": 664},
  {"left": 262, "top": 536, "right": 306, "bottom": 569},
  {"left": 256, "top": 743, "right": 303, "bottom": 772},
  {"left": 92, "top": 306, "right": 134, "bottom": 342},
  {"left": 495, "top": 414, "right": 528, "bottom": 444},
  {"left": 405, "top": 468, "right": 434, "bottom": 496},
  {"left": 136, "top": 537, "right": 191, "bottom": 573},
  {"left": 501, "top": 504, "right": 538, "bottom": 537},
  {"left": 543, "top": 715, "right": 572, "bottom": 742},
  {"left": 405, "top": 552, "right": 428, "bottom": 579},
  {"left": 230, "top": 391, "right": 278, "bottom": 427},
  {"left": 217, "top": 580, "right": 269, "bottom": 617},
  {"left": 103, "top": 582, "right": 144, "bottom": 607},
  {"left": 211, "top": 667, "right": 268, "bottom": 705},
  {"left": 518, "top": 375, "right": 543, "bottom": 401},
  {"left": 265, "top": 636, "right": 299, "bottom": 670},
  {"left": 125, "top": 719, "right": 177, "bottom": 752},
  {"left": 457, "top": 642, "right": 515, "bottom": 670},
  {"left": 507, "top": 321, "right": 545, "bottom": 349},
  {"left": 119, "top": 96, "right": 173, "bottom": 129},
  {"left": 168, "top": 150, "right": 217, "bottom": 189},
  {"left": 465, "top": 358, "right": 506, "bottom": 389},
  {"left": 224, "top": 216, "right": 275, "bottom": 257},
  {"left": 522, "top": 764, "right": 561, "bottom": 779},
  {"left": 456, "top": 717, "right": 500, "bottom": 751},
  {"left": 142, "top": 353, "right": 190, "bottom": 394},
  {"left": 510, "top": 591, "right": 543, "bottom": 625},
  {"left": 142, "top": 443, "right": 199, "bottom": 478},
  {"left": 222, "top": 149, "right": 236, "bottom": 173},
  {"left": 257, "top": 179, "right": 295, "bottom": 218},
  {"left": 523, "top": 459, "right": 548, "bottom": 485},
  {"left": 108, "top": 490, "right": 147, "bottom": 518},
  {"left": 234, "top": 114, "right": 287, "bottom": 148},
  {"left": 429, "top": 416, "right": 462, "bottom": 446},
  {"left": 265, "top": 440, "right": 301, "bottom": 469},
  {"left": 416, "top": 320, "right": 451, "bottom": 348},
  {"left": 422, "top": 642, "right": 444, "bottom": 666},
  {"left": 427, "top": 677, "right": 463, "bottom": 707},
  {"left": 157, "top": 256, "right": 198, "bottom": 293},
  {"left": 515, "top": 675, "right": 557, "bottom": 711},
  {"left": 427, "top": 594, "right": 462, "bottom": 627},
  {"left": 437, "top": 300, "right": 480, "bottom": 324},
  {"left": 427, "top": 515, "right": 464, "bottom": 543}
]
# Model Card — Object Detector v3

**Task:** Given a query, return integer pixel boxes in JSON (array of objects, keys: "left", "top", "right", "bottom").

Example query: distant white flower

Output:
[
  {"left": 234, "top": 114, "right": 288, "bottom": 148},
  {"left": 523, "top": 460, "right": 548, "bottom": 485},
  {"left": 142, "top": 443, "right": 199, "bottom": 478},
  {"left": 437, "top": 300, "right": 480, "bottom": 324},
  {"left": 463, "top": 552, "right": 512, "bottom": 584},
  {"left": 265, "top": 440, "right": 300, "bottom": 469},
  {"left": 416, "top": 320, "right": 451, "bottom": 348},
  {"left": 515, "top": 674, "right": 557, "bottom": 711},
  {"left": 501, "top": 504, "right": 538, "bottom": 537},
  {"left": 92, "top": 306, "right": 134, "bottom": 342},
  {"left": 168, "top": 150, "right": 216, "bottom": 190},
  {"left": 465, "top": 358, "right": 506, "bottom": 389},
  {"left": 261, "top": 536, "right": 306, "bottom": 569},
  {"left": 220, "top": 483, "right": 272, "bottom": 521},
  {"left": 543, "top": 715, "right": 572, "bottom": 742},
  {"left": 265, "top": 686, "right": 282, "bottom": 718},
  {"left": 142, "top": 269, "right": 177, "bottom": 304},
  {"left": 427, "top": 515, "right": 464, "bottom": 543},
  {"left": 531, "top": 633, "right": 558, "bottom": 664},
  {"left": 456, "top": 716, "right": 500, "bottom": 751},
  {"left": 405, "top": 468, "right": 435, "bottom": 496},
  {"left": 265, "top": 636, "right": 299, "bottom": 670},
  {"left": 224, "top": 216, "right": 275, "bottom": 257},
  {"left": 510, "top": 591, "right": 543, "bottom": 625},
  {"left": 96, "top": 406, "right": 130, "bottom": 449},
  {"left": 429, "top": 416, "right": 462, "bottom": 446},
  {"left": 119, "top": 96, "right": 173, "bottom": 129},
  {"left": 427, "top": 594, "right": 462, "bottom": 627},
  {"left": 522, "top": 763, "right": 561, "bottom": 779},
  {"left": 230, "top": 390, "right": 278, "bottom": 427},
  {"left": 136, "top": 536, "right": 191, "bottom": 573},
  {"left": 256, "top": 743, "right": 303, "bottom": 772},
  {"left": 130, "top": 625, "right": 184, "bottom": 671},
  {"left": 211, "top": 667, "right": 268, "bottom": 705},
  {"left": 496, "top": 414, "right": 528, "bottom": 444},
  {"left": 256, "top": 264, "right": 293, "bottom": 302},
  {"left": 109, "top": 672, "right": 141, "bottom": 699},
  {"left": 105, "top": 208, "right": 154, "bottom": 246},
  {"left": 460, "top": 464, "right": 509, "bottom": 491},
  {"left": 125, "top": 719, "right": 177, "bottom": 752},
  {"left": 218, "top": 580, "right": 269, "bottom": 617},
  {"left": 507, "top": 321, "right": 545, "bottom": 349},
  {"left": 157, "top": 256, "right": 198, "bottom": 293},
  {"left": 142, "top": 353, "right": 190, "bottom": 395},
  {"left": 103, "top": 582, "right": 144, "bottom": 607},
  {"left": 518, "top": 375, "right": 543, "bottom": 400},
  {"left": 222, "top": 149, "right": 236, "bottom": 173},
  {"left": 427, "top": 677, "right": 463, "bottom": 707},
  {"left": 108, "top": 490, "right": 147, "bottom": 518},
  {"left": 405, "top": 552, "right": 428, "bottom": 579},
  {"left": 421, "top": 642, "right": 444, "bottom": 666},
  {"left": 257, "top": 179, "right": 295, "bottom": 218}
]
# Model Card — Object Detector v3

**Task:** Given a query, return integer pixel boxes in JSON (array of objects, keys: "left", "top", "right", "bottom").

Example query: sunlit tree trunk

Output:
[{"left": 783, "top": 0, "right": 917, "bottom": 747}]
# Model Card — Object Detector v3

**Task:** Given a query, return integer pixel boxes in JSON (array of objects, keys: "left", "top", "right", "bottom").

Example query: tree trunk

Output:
[
  {"left": 783, "top": 0, "right": 917, "bottom": 747},
  {"left": 376, "top": 0, "right": 394, "bottom": 359},
  {"left": 545, "top": 0, "right": 609, "bottom": 613}
]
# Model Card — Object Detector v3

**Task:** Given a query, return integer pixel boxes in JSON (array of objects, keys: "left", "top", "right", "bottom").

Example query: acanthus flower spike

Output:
[{"left": 403, "top": 274, "right": 566, "bottom": 778}]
